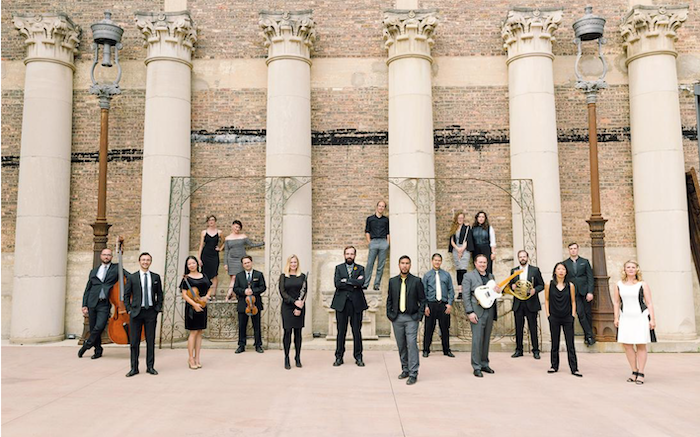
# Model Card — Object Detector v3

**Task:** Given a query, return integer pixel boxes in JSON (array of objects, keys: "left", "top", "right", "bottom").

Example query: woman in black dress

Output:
[
  {"left": 198, "top": 215, "right": 223, "bottom": 299},
  {"left": 181, "top": 256, "right": 212, "bottom": 370},
  {"left": 544, "top": 262, "right": 582, "bottom": 377},
  {"left": 471, "top": 211, "right": 496, "bottom": 275},
  {"left": 279, "top": 254, "right": 307, "bottom": 370}
]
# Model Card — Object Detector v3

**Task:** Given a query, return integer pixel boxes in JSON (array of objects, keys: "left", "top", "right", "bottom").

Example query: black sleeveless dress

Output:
[
  {"left": 201, "top": 232, "right": 220, "bottom": 278},
  {"left": 180, "top": 275, "right": 211, "bottom": 331}
]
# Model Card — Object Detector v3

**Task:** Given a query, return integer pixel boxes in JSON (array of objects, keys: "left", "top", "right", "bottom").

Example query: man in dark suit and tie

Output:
[
  {"left": 387, "top": 255, "right": 426, "bottom": 385},
  {"left": 79, "top": 248, "right": 123, "bottom": 359},
  {"left": 508, "top": 250, "right": 545, "bottom": 359},
  {"left": 231, "top": 255, "right": 266, "bottom": 353},
  {"left": 462, "top": 254, "right": 497, "bottom": 377},
  {"left": 331, "top": 246, "right": 368, "bottom": 367},
  {"left": 563, "top": 242, "right": 596, "bottom": 345},
  {"left": 124, "top": 252, "right": 163, "bottom": 377}
]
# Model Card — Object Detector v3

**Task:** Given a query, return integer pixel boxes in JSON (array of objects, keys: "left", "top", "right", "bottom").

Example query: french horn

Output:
[{"left": 510, "top": 279, "right": 534, "bottom": 300}]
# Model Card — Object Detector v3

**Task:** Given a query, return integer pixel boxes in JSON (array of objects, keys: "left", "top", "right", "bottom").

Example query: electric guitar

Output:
[{"left": 474, "top": 270, "right": 523, "bottom": 309}]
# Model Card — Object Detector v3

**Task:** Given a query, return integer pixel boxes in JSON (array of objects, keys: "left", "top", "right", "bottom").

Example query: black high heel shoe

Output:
[
  {"left": 295, "top": 357, "right": 302, "bottom": 368},
  {"left": 284, "top": 357, "right": 291, "bottom": 370}
]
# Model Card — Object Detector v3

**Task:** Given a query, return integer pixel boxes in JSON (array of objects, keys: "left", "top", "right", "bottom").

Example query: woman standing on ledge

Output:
[
  {"left": 198, "top": 215, "right": 223, "bottom": 299},
  {"left": 279, "top": 254, "right": 307, "bottom": 370},
  {"left": 471, "top": 211, "right": 496, "bottom": 275},
  {"left": 448, "top": 210, "right": 473, "bottom": 298},
  {"left": 545, "top": 262, "right": 582, "bottom": 377},
  {"left": 614, "top": 260, "right": 655, "bottom": 385},
  {"left": 181, "top": 256, "right": 212, "bottom": 370},
  {"left": 224, "top": 220, "right": 264, "bottom": 298}
]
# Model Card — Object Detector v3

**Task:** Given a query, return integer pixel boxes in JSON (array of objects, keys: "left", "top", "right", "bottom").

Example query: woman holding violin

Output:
[
  {"left": 180, "top": 255, "right": 212, "bottom": 369},
  {"left": 279, "top": 255, "right": 307, "bottom": 370}
]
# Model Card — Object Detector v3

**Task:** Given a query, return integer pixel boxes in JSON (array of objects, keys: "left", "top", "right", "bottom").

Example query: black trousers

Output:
[
  {"left": 335, "top": 299, "right": 363, "bottom": 360},
  {"left": 549, "top": 315, "right": 578, "bottom": 372},
  {"left": 575, "top": 293, "right": 594, "bottom": 340},
  {"left": 514, "top": 305, "right": 539, "bottom": 353},
  {"left": 238, "top": 311, "right": 262, "bottom": 347},
  {"left": 129, "top": 307, "right": 157, "bottom": 371},
  {"left": 86, "top": 299, "right": 110, "bottom": 353},
  {"left": 283, "top": 328, "right": 302, "bottom": 359},
  {"left": 423, "top": 301, "right": 450, "bottom": 353}
]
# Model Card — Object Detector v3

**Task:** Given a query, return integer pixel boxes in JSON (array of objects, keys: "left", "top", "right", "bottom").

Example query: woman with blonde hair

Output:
[
  {"left": 448, "top": 211, "right": 474, "bottom": 298},
  {"left": 279, "top": 255, "right": 307, "bottom": 369},
  {"left": 614, "top": 260, "right": 656, "bottom": 384}
]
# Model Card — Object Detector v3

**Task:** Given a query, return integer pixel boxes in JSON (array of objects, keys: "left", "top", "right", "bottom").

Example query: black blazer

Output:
[
  {"left": 331, "top": 263, "right": 368, "bottom": 313},
  {"left": 124, "top": 271, "right": 163, "bottom": 318},
  {"left": 82, "top": 263, "right": 123, "bottom": 308},
  {"left": 448, "top": 224, "right": 475, "bottom": 253},
  {"left": 563, "top": 257, "right": 594, "bottom": 296},
  {"left": 233, "top": 269, "right": 267, "bottom": 313},
  {"left": 509, "top": 265, "right": 545, "bottom": 312},
  {"left": 386, "top": 273, "right": 426, "bottom": 322}
]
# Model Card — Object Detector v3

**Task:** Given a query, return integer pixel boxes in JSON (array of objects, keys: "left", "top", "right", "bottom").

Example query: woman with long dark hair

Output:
[
  {"left": 198, "top": 215, "right": 223, "bottom": 299},
  {"left": 448, "top": 211, "right": 473, "bottom": 298},
  {"left": 180, "top": 255, "right": 212, "bottom": 369},
  {"left": 471, "top": 211, "right": 496, "bottom": 275},
  {"left": 544, "top": 262, "right": 582, "bottom": 377},
  {"left": 279, "top": 255, "right": 306, "bottom": 369}
]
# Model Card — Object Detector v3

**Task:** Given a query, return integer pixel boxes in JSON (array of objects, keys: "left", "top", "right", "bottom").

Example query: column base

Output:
[{"left": 9, "top": 334, "right": 65, "bottom": 344}]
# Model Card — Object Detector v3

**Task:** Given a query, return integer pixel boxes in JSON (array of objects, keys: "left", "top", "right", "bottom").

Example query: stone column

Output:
[
  {"left": 622, "top": 5, "right": 696, "bottom": 340},
  {"left": 10, "top": 13, "right": 80, "bottom": 343},
  {"left": 502, "top": 8, "right": 564, "bottom": 276},
  {"left": 260, "top": 11, "right": 315, "bottom": 342},
  {"left": 383, "top": 9, "right": 438, "bottom": 277},
  {"left": 135, "top": 11, "right": 197, "bottom": 275}
]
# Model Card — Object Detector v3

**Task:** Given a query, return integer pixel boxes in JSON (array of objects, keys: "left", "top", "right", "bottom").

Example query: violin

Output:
[
  {"left": 183, "top": 275, "right": 207, "bottom": 308},
  {"left": 107, "top": 236, "right": 145, "bottom": 344},
  {"left": 245, "top": 281, "right": 258, "bottom": 316}
]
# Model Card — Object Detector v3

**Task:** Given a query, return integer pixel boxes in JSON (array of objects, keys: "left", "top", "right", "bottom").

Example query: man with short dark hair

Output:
[
  {"left": 364, "top": 200, "right": 390, "bottom": 290},
  {"left": 331, "top": 246, "right": 368, "bottom": 366},
  {"left": 232, "top": 255, "right": 266, "bottom": 353},
  {"left": 563, "top": 243, "right": 596, "bottom": 345},
  {"left": 421, "top": 253, "right": 455, "bottom": 358},
  {"left": 509, "top": 250, "right": 545, "bottom": 359},
  {"left": 463, "top": 254, "right": 497, "bottom": 377}
]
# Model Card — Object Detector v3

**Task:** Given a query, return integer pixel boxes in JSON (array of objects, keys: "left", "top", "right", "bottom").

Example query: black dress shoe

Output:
[
  {"left": 146, "top": 368, "right": 158, "bottom": 375},
  {"left": 355, "top": 359, "right": 365, "bottom": 367},
  {"left": 333, "top": 358, "right": 343, "bottom": 367},
  {"left": 482, "top": 367, "right": 495, "bottom": 374},
  {"left": 511, "top": 350, "right": 523, "bottom": 358},
  {"left": 91, "top": 352, "right": 103, "bottom": 360},
  {"left": 533, "top": 351, "right": 541, "bottom": 360},
  {"left": 422, "top": 351, "right": 429, "bottom": 358},
  {"left": 255, "top": 346, "right": 264, "bottom": 353},
  {"left": 284, "top": 357, "right": 291, "bottom": 370},
  {"left": 398, "top": 372, "right": 409, "bottom": 379},
  {"left": 125, "top": 369, "right": 139, "bottom": 377},
  {"left": 473, "top": 370, "right": 483, "bottom": 378},
  {"left": 295, "top": 357, "right": 302, "bottom": 368},
  {"left": 588, "top": 338, "right": 597, "bottom": 346},
  {"left": 373, "top": 285, "right": 380, "bottom": 291},
  {"left": 235, "top": 346, "right": 245, "bottom": 354},
  {"left": 406, "top": 376, "right": 417, "bottom": 385},
  {"left": 78, "top": 345, "right": 89, "bottom": 358},
  {"left": 444, "top": 351, "right": 455, "bottom": 358},
  {"left": 572, "top": 371, "right": 583, "bottom": 377}
]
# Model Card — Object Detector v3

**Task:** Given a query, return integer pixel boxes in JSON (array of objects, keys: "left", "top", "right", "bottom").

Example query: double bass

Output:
[{"left": 107, "top": 237, "right": 144, "bottom": 344}]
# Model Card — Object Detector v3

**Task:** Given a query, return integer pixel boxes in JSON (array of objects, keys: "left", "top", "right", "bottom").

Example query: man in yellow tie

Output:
[{"left": 387, "top": 255, "right": 426, "bottom": 385}]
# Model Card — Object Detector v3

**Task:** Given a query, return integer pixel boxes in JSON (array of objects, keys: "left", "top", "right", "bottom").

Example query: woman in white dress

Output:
[{"left": 613, "top": 260, "right": 656, "bottom": 385}]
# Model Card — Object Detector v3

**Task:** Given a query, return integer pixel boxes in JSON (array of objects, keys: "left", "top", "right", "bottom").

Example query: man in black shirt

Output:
[{"left": 364, "top": 200, "right": 390, "bottom": 290}]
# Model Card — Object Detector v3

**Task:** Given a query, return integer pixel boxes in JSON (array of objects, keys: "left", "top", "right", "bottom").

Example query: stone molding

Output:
[
  {"left": 621, "top": 5, "right": 688, "bottom": 66},
  {"left": 383, "top": 9, "right": 438, "bottom": 65},
  {"left": 501, "top": 7, "right": 563, "bottom": 65},
  {"left": 12, "top": 13, "right": 81, "bottom": 71},
  {"left": 259, "top": 10, "right": 316, "bottom": 66},
  {"left": 135, "top": 10, "right": 197, "bottom": 68}
]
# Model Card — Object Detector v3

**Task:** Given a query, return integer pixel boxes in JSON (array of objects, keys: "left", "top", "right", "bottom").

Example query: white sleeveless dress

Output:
[{"left": 617, "top": 281, "right": 651, "bottom": 344}]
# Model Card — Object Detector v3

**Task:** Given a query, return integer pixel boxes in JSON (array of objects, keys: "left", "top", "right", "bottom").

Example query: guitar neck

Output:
[{"left": 497, "top": 270, "right": 523, "bottom": 290}]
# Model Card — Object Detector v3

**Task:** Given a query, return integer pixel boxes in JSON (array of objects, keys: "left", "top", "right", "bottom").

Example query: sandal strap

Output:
[{"left": 636, "top": 373, "right": 645, "bottom": 377}]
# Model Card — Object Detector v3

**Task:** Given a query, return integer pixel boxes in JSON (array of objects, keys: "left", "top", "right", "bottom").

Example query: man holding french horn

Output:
[{"left": 509, "top": 250, "right": 545, "bottom": 359}]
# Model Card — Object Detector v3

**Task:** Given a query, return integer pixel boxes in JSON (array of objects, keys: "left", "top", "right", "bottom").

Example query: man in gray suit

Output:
[{"left": 462, "top": 253, "right": 497, "bottom": 377}]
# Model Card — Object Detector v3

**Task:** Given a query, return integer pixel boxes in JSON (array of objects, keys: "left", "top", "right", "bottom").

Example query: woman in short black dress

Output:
[
  {"left": 198, "top": 215, "right": 223, "bottom": 299},
  {"left": 279, "top": 254, "right": 307, "bottom": 370},
  {"left": 544, "top": 262, "right": 582, "bottom": 377},
  {"left": 181, "top": 256, "right": 212, "bottom": 370}
]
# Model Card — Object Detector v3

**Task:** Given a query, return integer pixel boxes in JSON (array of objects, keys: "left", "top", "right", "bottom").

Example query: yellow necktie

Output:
[
  {"left": 435, "top": 270, "right": 442, "bottom": 302},
  {"left": 400, "top": 278, "right": 406, "bottom": 312}
]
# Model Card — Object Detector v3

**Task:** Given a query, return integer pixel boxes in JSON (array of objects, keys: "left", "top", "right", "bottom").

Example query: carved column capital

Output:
[
  {"left": 259, "top": 10, "right": 316, "bottom": 66},
  {"left": 382, "top": 9, "right": 438, "bottom": 65},
  {"left": 620, "top": 5, "right": 688, "bottom": 66},
  {"left": 12, "top": 13, "right": 81, "bottom": 71},
  {"left": 135, "top": 11, "right": 197, "bottom": 68},
  {"left": 501, "top": 7, "right": 563, "bottom": 65}
]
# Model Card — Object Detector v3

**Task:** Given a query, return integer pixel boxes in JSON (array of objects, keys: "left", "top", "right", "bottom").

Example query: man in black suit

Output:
[
  {"left": 387, "top": 255, "right": 426, "bottom": 385},
  {"left": 563, "top": 242, "right": 596, "bottom": 345},
  {"left": 508, "top": 250, "right": 545, "bottom": 359},
  {"left": 331, "top": 246, "right": 368, "bottom": 367},
  {"left": 230, "top": 255, "right": 266, "bottom": 353},
  {"left": 79, "top": 248, "right": 123, "bottom": 359},
  {"left": 124, "top": 252, "right": 163, "bottom": 377}
]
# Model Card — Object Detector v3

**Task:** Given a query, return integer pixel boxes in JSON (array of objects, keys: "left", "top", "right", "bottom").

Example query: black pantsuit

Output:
[
  {"left": 331, "top": 263, "right": 368, "bottom": 361},
  {"left": 86, "top": 300, "right": 110, "bottom": 354},
  {"left": 423, "top": 301, "right": 450, "bottom": 354},
  {"left": 129, "top": 307, "right": 157, "bottom": 371},
  {"left": 233, "top": 269, "right": 266, "bottom": 348},
  {"left": 124, "top": 270, "right": 163, "bottom": 373},
  {"left": 238, "top": 312, "right": 262, "bottom": 347},
  {"left": 335, "top": 299, "right": 363, "bottom": 360},
  {"left": 575, "top": 293, "right": 593, "bottom": 339},
  {"left": 549, "top": 315, "right": 578, "bottom": 372}
]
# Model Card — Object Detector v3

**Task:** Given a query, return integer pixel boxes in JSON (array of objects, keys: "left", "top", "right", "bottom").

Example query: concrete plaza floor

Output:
[{"left": 2, "top": 344, "right": 699, "bottom": 437}]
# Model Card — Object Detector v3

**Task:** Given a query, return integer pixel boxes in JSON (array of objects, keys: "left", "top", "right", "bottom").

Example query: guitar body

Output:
[
  {"left": 107, "top": 237, "right": 145, "bottom": 344},
  {"left": 474, "top": 280, "right": 501, "bottom": 309}
]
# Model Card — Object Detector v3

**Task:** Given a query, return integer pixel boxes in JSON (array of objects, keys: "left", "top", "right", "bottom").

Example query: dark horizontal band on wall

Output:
[{"left": 1, "top": 126, "right": 697, "bottom": 167}]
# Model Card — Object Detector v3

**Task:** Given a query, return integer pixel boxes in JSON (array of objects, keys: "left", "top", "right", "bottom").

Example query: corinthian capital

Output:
[
  {"left": 382, "top": 9, "right": 438, "bottom": 65},
  {"left": 12, "top": 13, "right": 81, "bottom": 70},
  {"left": 135, "top": 11, "right": 197, "bottom": 67},
  {"left": 620, "top": 5, "right": 688, "bottom": 65},
  {"left": 501, "top": 7, "right": 563, "bottom": 64},
  {"left": 259, "top": 10, "right": 316, "bottom": 65}
]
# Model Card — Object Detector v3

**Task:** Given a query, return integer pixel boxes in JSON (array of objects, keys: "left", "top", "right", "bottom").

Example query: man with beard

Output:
[
  {"left": 508, "top": 250, "right": 545, "bottom": 359},
  {"left": 331, "top": 246, "right": 368, "bottom": 367}
]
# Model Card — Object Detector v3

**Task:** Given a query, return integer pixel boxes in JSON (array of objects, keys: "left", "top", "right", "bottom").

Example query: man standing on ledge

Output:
[
  {"left": 331, "top": 246, "right": 368, "bottom": 367},
  {"left": 509, "top": 250, "right": 545, "bottom": 359},
  {"left": 387, "top": 255, "right": 426, "bottom": 385},
  {"left": 230, "top": 255, "right": 267, "bottom": 353},
  {"left": 563, "top": 243, "right": 596, "bottom": 346},
  {"left": 463, "top": 254, "right": 497, "bottom": 377},
  {"left": 421, "top": 253, "right": 455, "bottom": 358},
  {"left": 364, "top": 200, "right": 390, "bottom": 290}
]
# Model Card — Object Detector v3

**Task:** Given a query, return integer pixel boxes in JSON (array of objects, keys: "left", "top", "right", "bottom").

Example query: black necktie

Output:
[{"left": 247, "top": 272, "right": 252, "bottom": 284}]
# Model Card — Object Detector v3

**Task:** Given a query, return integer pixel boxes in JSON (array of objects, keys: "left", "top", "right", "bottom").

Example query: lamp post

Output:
[
  {"left": 89, "top": 11, "right": 123, "bottom": 269},
  {"left": 573, "top": 6, "right": 616, "bottom": 341}
]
